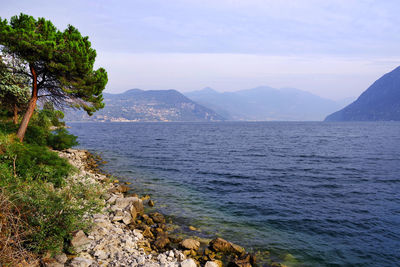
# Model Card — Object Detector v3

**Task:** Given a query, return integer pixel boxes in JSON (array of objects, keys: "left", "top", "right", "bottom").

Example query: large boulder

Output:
[
  {"left": 133, "top": 199, "right": 144, "bottom": 215},
  {"left": 180, "top": 239, "right": 200, "bottom": 251},
  {"left": 209, "top": 238, "right": 245, "bottom": 255},
  {"left": 114, "top": 197, "right": 139, "bottom": 210}
]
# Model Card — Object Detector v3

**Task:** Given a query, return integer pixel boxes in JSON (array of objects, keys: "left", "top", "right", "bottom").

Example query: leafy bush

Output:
[
  {"left": 47, "top": 128, "right": 79, "bottom": 150},
  {"left": 0, "top": 121, "right": 17, "bottom": 135},
  {"left": 0, "top": 133, "right": 71, "bottom": 187},
  {"left": 0, "top": 132, "right": 104, "bottom": 256},
  {"left": 24, "top": 124, "right": 49, "bottom": 146}
]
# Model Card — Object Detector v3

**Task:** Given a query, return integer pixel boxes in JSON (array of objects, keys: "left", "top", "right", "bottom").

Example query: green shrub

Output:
[
  {"left": 24, "top": 124, "right": 49, "bottom": 146},
  {"left": 47, "top": 128, "right": 79, "bottom": 150},
  {"left": 5, "top": 179, "right": 103, "bottom": 254},
  {"left": 0, "top": 134, "right": 71, "bottom": 187},
  {"left": 0, "top": 121, "right": 17, "bottom": 135},
  {"left": 0, "top": 132, "right": 104, "bottom": 255}
]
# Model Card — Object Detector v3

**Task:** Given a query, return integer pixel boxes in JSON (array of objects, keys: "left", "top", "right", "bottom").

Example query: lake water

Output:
[{"left": 68, "top": 122, "right": 400, "bottom": 266}]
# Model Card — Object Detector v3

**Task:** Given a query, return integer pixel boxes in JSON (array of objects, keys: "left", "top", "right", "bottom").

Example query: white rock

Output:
[
  {"left": 94, "top": 249, "right": 108, "bottom": 260},
  {"left": 176, "top": 252, "right": 186, "bottom": 262},
  {"left": 133, "top": 229, "right": 143, "bottom": 240},
  {"left": 168, "top": 250, "right": 175, "bottom": 258},
  {"left": 205, "top": 261, "right": 219, "bottom": 267},
  {"left": 180, "top": 258, "right": 197, "bottom": 267},
  {"left": 158, "top": 254, "right": 167, "bottom": 261},
  {"left": 137, "top": 256, "right": 146, "bottom": 265}
]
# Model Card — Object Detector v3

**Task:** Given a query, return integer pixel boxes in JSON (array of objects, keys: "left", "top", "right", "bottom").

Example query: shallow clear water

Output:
[{"left": 68, "top": 121, "right": 400, "bottom": 266}]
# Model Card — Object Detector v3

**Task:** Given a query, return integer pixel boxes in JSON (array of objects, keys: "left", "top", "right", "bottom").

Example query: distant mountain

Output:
[
  {"left": 325, "top": 66, "right": 400, "bottom": 121},
  {"left": 185, "top": 86, "right": 345, "bottom": 121},
  {"left": 65, "top": 89, "right": 225, "bottom": 122}
]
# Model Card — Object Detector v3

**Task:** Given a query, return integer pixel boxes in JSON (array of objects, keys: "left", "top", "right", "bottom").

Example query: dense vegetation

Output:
[
  {"left": 0, "top": 13, "right": 108, "bottom": 266},
  {"left": 0, "top": 106, "right": 104, "bottom": 265}
]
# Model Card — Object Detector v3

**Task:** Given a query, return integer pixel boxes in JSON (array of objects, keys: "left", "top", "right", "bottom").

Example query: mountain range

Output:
[
  {"left": 65, "top": 86, "right": 355, "bottom": 122},
  {"left": 325, "top": 66, "right": 400, "bottom": 121},
  {"left": 64, "top": 89, "right": 224, "bottom": 122},
  {"left": 185, "top": 86, "right": 350, "bottom": 121}
]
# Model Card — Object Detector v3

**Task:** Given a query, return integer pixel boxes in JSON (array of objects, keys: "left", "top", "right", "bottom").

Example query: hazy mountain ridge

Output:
[
  {"left": 185, "top": 86, "right": 349, "bottom": 121},
  {"left": 65, "top": 89, "right": 225, "bottom": 122},
  {"left": 325, "top": 66, "right": 400, "bottom": 121}
]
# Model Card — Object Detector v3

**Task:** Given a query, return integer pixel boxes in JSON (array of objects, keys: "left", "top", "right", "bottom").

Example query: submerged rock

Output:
[
  {"left": 154, "top": 232, "right": 170, "bottom": 250},
  {"left": 229, "top": 253, "right": 256, "bottom": 267},
  {"left": 150, "top": 212, "right": 166, "bottom": 224},
  {"left": 209, "top": 238, "right": 245, "bottom": 255}
]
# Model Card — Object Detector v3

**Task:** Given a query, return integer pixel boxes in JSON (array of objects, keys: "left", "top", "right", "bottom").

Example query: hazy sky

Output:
[{"left": 2, "top": 0, "right": 400, "bottom": 100}]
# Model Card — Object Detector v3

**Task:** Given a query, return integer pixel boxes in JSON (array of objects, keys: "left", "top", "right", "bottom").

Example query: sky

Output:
[{"left": 2, "top": 0, "right": 400, "bottom": 100}]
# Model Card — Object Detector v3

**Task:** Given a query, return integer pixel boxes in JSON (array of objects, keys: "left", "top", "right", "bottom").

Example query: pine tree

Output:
[{"left": 0, "top": 13, "right": 108, "bottom": 141}]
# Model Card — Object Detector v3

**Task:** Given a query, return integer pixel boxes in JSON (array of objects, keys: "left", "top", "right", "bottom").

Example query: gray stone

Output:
[
  {"left": 54, "top": 253, "right": 68, "bottom": 264},
  {"left": 69, "top": 257, "right": 93, "bottom": 267},
  {"left": 114, "top": 197, "right": 139, "bottom": 210},
  {"left": 70, "top": 230, "right": 91, "bottom": 253},
  {"left": 137, "top": 256, "right": 146, "bottom": 265},
  {"left": 42, "top": 260, "right": 64, "bottom": 267}
]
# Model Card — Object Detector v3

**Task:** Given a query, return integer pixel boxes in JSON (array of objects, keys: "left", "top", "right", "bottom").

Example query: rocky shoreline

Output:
[{"left": 47, "top": 149, "right": 278, "bottom": 267}]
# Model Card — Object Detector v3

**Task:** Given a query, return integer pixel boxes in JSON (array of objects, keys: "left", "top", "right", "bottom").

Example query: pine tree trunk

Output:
[
  {"left": 12, "top": 103, "right": 18, "bottom": 125},
  {"left": 16, "top": 65, "right": 38, "bottom": 142}
]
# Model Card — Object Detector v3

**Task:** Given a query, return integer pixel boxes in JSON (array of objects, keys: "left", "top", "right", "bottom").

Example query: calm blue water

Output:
[{"left": 68, "top": 122, "right": 400, "bottom": 266}]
